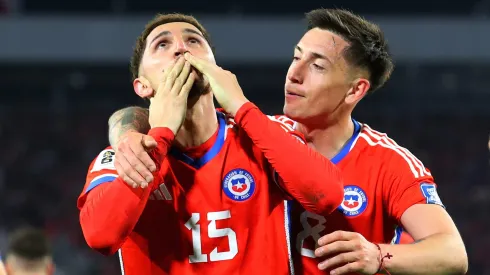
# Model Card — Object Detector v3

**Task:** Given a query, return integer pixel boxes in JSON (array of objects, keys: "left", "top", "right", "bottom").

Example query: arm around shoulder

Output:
[{"left": 108, "top": 106, "right": 150, "bottom": 147}]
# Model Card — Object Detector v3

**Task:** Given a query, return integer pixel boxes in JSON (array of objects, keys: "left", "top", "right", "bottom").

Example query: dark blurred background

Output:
[{"left": 0, "top": 0, "right": 489, "bottom": 274}]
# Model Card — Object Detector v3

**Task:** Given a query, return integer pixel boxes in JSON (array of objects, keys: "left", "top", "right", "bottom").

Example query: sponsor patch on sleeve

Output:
[
  {"left": 420, "top": 183, "right": 444, "bottom": 207},
  {"left": 91, "top": 149, "right": 116, "bottom": 172}
]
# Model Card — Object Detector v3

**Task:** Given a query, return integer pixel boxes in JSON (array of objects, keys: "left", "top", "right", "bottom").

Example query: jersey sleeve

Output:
[
  {"left": 234, "top": 103, "right": 344, "bottom": 215},
  {"left": 77, "top": 127, "right": 175, "bottom": 255},
  {"left": 78, "top": 147, "right": 118, "bottom": 207},
  {"left": 266, "top": 115, "right": 305, "bottom": 200},
  {"left": 384, "top": 148, "right": 445, "bottom": 222}
]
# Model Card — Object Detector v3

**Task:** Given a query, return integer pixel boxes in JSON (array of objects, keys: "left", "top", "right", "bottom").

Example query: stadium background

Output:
[{"left": 0, "top": 0, "right": 489, "bottom": 274}]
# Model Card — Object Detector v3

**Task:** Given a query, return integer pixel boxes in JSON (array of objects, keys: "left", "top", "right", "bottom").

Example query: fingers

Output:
[
  {"left": 114, "top": 153, "right": 143, "bottom": 188},
  {"left": 183, "top": 52, "right": 204, "bottom": 72},
  {"left": 159, "top": 58, "right": 178, "bottom": 82},
  {"left": 127, "top": 142, "right": 155, "bottom": 185},
  {"left": 183, "top": 52, "right": 215, "bottom": 75},
  {"left": 162, "top": 57, "right": 186, "bottom": 94},
  {"left": 329, "top": 261, "right": 362, "bottom": 275},
  {"left": 317, "top": 251, "right": 359, "bottom": 271},
  {"left": 114, "top": 158, "right": 136, "bottom": 188},
  {"left": 140, "top": 135, "right": 158, "bottom": 172},
  {"left": 315, "top": 241, "right": 355, "bottom": 258},
  {"left": 170, "top": 60, "right": 192, "bottom": 95},
  {"left": 142, "top": 135, "right": 158, "bottom": 150},
  {"left": 318, "top": 231, "right": 358, "bottom": 247},
  {"left": 179, "top": 71, "right": 196, "bottom": 98}
]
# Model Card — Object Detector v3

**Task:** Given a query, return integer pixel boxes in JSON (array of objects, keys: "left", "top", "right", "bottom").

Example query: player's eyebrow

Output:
[
  {"left": 295, "top": 45, "right": 333, "bottom": 65},
  {"left": 150, "top": 31, "right": 171, "bottom": 45},
  {"left": 150, "top": 28, "right": 204, "bottom": 45},
  {"left": 182, "top": 28, "right": 204, "bottom": 39}
]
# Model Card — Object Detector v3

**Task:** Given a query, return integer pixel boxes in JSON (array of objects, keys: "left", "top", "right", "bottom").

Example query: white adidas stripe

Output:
[
  {"left": 359, "top": 126, "right": 430, "bottom": 178},
  {"left": 267, "top": 115, "right": 296, "bottom": 132},
  {"left": 364, "top": 125, "right": 431, "bottom": 177}
]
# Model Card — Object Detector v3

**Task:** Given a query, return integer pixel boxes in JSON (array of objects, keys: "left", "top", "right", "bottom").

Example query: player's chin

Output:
[{"left": 283, "top": 104, "right": 306, "bottom": 122}]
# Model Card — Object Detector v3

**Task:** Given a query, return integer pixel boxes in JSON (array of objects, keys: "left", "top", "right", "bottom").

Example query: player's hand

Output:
[
  {"left": 149, "top": 56, "right": 196, "bottom": 133},
  {"left": 184, "top": 52, "right": 249, "bottom": 116},
  {"left": 315, "top": 231, "right": 380, "bottom": 275},
  {"left": 114, "top": 131, "right": 157, "bottom": 188}
]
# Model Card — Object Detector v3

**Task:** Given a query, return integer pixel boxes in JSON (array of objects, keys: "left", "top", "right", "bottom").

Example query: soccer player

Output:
[
  {"left": 111, "top": 9, "right": 468, "bottom": 275},
  {"left": 3, "top": 228, "right": 54, "bottom": 275},
  {"left": 78, "top": 13, "right": 344, "bottom": 275}
]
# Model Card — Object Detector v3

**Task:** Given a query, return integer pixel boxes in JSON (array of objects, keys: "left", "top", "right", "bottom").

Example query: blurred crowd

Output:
[{"left": 0, "top": 62, "right": 488, "bottom": 274}]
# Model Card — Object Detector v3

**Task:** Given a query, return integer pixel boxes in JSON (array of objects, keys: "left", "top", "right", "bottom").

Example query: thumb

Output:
[{"left": 142, "top": 135, "right": 157, "bottom": 149}]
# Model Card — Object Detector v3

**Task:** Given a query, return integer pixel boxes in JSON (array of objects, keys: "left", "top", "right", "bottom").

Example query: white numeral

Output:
[
  {"left": 296, "top": 211, "right": 326, "bottom": 258},
  {"left": 184, "top": 210, "right": 238, "bottom": 263},
  {"left": 185, "top": 213, "right": 207, "bottom": 263}
]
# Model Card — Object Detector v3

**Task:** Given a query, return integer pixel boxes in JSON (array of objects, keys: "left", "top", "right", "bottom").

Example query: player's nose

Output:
[
  {"left": 287, "top": 64, "right": 304, "bottom": 84},
  {"left": 173, "top": 40, "right": 189, "bottom": 58}
]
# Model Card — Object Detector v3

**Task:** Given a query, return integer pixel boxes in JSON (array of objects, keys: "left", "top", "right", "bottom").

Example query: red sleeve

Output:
[
  {"left": 234, "top": 102, "right": 344, "bottom": 215},
  {"left": 78, "top": 127, "right": 174, "bottom": 255},
  {"left": 383, "top": 149, "right": 444, "bottom": 222}
]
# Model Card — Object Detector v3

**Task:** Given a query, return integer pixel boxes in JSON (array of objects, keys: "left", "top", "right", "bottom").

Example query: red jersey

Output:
[
  {"left": 78, "top": 103, "right": 344, "bottom": 275},
  {"left": 288, "top": 119, "right": 444, "bottom": 275}
]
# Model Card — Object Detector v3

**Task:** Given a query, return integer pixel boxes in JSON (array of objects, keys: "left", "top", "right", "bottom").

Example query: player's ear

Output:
[
  {"left": 133, "top": 76, "right": 154, "bottom": 98},
  {"left": 345, "top": 78, "right": 370, "bottom": 104}
]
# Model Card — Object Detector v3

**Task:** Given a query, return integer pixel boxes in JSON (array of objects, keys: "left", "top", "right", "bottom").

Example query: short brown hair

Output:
[
  {"left": 306, "top": 9, "right": 394, "bottom": 93},
  {"left": 130, "top": 13, "right": 213, "bottom": 81},
  {"left": 7, "top": 227, "right": 50, "bottom": 260}
]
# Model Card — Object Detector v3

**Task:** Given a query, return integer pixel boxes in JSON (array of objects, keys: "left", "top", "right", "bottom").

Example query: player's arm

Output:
[
  {"left": 78, "top": 127, "right": 174, "bottom": 256},
  {"left": 234, "top": 103, "right": 344, "bottom": 215},
  {"left": 108, "top": 106, "right": 150, "bottom": 147},
  {"left": 182, "top": 52, "right": 344, "bottom": 213},
  {"left": 315, "top": 151, "right": 467, "bottom": 275},
  {"left": 107, "top": 106, "right": 160, "bottom": 186},
  {"left": 376, "top": 179, "right": 467, "bottom": 274},
  {"left": 371, "top": 150, "right": 467, "bottom": 275},
  {"left": 377, "top": 204, "right": 467, "bottom": 275}
]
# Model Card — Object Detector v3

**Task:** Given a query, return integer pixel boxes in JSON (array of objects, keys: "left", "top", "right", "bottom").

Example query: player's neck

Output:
[
  {"left": 297, "top": 114, "right": 355, "bottom": 160},
  {"left": 175, "top": 93, "right": 218, "bottom": 149}
]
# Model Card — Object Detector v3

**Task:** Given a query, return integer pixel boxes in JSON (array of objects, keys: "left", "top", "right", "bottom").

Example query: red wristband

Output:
[{"left": 374, "top": 243, "right": 392, "bottom": 275}]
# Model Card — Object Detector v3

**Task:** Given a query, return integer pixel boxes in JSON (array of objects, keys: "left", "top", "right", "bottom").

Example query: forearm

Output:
[
  {"left": 379, "top": 233, "right": 468, "bottom": 275},
  {"left": 234, "top": 103, "right": 344, "bottom": 215},
  {"left": 80, "top": 127, "right": 174, "bottom": 255},
  {"left": 80, "top": 177, "right": 155, "bottom": 255},
  {"left": 108, "top": 106, "right": 150, "bottom": 147}
]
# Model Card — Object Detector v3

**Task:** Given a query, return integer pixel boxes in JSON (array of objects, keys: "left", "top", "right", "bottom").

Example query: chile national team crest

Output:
[
  {"left": 222, "top": 169, "right": 256, "bottom": 202},
  {"left": 338, "top": 185, "right": 368, "bottom": 217}
]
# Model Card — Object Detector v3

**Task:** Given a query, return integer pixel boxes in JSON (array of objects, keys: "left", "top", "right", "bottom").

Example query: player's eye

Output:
[
  {"left": 292, "top": 56, "right": 300, "bottom": 62},
  {"left": 157, "top": 40, "right": 169, "bottom": 49},
  {"left": 313, "top": 64, "right": 325, "bottom": 71},
  {"left": 188, "top": 38, "right": 201, "bottom": 44}
]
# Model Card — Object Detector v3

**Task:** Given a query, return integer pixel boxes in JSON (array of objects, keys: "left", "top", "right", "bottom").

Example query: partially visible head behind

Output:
[
  {"left": 284, "top": 8, "right": 394, "bottom": 122},
  {"left": 5, "top": 227, "right": 53, "bottom": 275},
  {"left": 130, "top": 13, "right": 215, "bottom": 99}
]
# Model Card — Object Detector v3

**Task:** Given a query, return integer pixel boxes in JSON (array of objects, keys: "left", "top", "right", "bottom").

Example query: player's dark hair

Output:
[
  {"left": 130, "top": 13, "right": 214, "bottom": 82},
  {"left": 6, "top": 227, "right": 51, "bottom": 260},
  {"left": 306, "top": 9, "right": 394, "bottom": 93}
]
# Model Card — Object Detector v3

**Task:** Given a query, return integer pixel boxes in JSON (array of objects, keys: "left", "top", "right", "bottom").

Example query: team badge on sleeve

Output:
[
  {"left": 90, "top": 149, "right": 116, "bottom": 172},
  {"left": 338, "top": 185, "right": 368, "bottom": 217},
  {"left": 420, "top": 183, "right": 444, "bottom": 207},
  {"left": 222, "top": 169, "right": 256, "bottom": 202}
]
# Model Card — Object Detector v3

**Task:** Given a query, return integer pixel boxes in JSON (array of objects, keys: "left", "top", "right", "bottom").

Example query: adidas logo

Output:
[{"left": 149, "top": 183, "right": 173, "bottom": 200}]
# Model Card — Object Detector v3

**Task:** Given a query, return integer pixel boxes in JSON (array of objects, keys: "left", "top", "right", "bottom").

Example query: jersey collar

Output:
[
  {"left": 169, "top": 112, "right": 226, "bottom": 169},
  {"left": 331, "top": 119, "right": 361, "bottom": 165}
]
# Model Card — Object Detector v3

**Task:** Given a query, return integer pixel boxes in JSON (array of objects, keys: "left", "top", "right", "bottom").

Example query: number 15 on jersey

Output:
[{"left": 185, "top": 210, "right": 238, "bottom": 263}]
